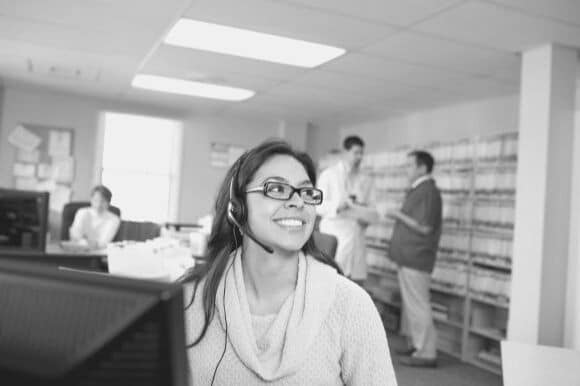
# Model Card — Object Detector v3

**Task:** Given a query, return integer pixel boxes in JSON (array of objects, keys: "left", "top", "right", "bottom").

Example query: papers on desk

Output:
[
  {"left": 107, "top": 239, "right": 195, "bottom": 282},
  {"left": 502, "top": 341, "right": 580, "bottom": 386},
  {"left": 60, "top": 240, "right": 92, "bottom": 253}
]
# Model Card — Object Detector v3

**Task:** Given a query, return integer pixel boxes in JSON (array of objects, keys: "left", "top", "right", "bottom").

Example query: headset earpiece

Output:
[
  {"left": 227, "top": 165, "right": 246, "bottom": 226},
  {"left": 226, "top": 157, "right": 273, "bottom": 254}
]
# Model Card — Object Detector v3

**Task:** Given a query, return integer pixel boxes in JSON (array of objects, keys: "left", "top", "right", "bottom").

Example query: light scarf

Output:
[{"left": 214, "top": 249, "right": 338, "bottom": 381}]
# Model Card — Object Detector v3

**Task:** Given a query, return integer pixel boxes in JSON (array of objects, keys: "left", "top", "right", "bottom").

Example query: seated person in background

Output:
[{"left": 69, "top": 185, "right": 120, "bottom": 250}]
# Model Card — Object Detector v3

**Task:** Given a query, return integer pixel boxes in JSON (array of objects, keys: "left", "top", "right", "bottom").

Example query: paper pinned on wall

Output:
[
  {"left": 210, "top": 142, "right": 229, "bottom": 167},
  {"left": 37, "top": 163, "right": 54, "bottom": 179},
  {"left": 52, "top": 156, "right": 74, "bottom": 183},
  {"left": 50, "top": 184, "right": 72, "bottom": 212},
  {"left": 15, "top": 177, "right": 39, "bottom": 191},
  {"left": 210, "top": 142, "right": 246, "bottom": 167},
  {"left": 16, "top": 149, "right": 41, "bottom": 163},
  {"left": 13, "top": 163, "right": 36, "bottom": 178},
  {"left": 8, "top": 125, "right": 42, "bottom": 152},
  {"left": 48, "top": 130, "right": 71, "bottom": 157},
  {"left": 37, "top": 179, "right": 56, "bottom": 193},
  {"left": 228, "top": 146, "right": 245, "bottom": 166}
]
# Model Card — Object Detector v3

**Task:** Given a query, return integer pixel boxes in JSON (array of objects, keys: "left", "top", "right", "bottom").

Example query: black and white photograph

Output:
[{"left": 1, "top": 1, "right": 580, "bottom": 385}]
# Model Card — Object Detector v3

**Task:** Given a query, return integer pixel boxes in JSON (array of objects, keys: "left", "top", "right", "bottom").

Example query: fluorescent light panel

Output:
[
  {"left": 132, "top": 74, "right": 255, "bottom": 101},
  {"left": 164, "top": 19, "right": 346, "bottom": 68}
]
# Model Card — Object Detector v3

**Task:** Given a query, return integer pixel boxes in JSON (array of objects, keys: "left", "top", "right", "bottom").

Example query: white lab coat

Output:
[{"left": 316, "top": 161, "right": 373, "bottom": 280}]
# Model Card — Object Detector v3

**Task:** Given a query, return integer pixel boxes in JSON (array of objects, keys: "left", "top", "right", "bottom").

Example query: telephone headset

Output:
[
  {"left": 227, "top": 158, "right": 274, "bottom": 254},
  {"left": 199, "top": 158, "right": 274, "bottom": 385}
]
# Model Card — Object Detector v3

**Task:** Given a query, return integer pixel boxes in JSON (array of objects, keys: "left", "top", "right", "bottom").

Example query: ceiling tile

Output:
[
  {"left": 143, "top": 45, "right": 305, "bottom": 86},
  {"left": 266, "top": 82, "right": 380, "bottom": 109},
  {"left": 413, "top": 1, "right": 580, "bottom": 51},
  {"left": 362, "top": 31, "right": 520, "bottom": 76},
  {"left": 184, "top": 0, "right": 397, "bottom": 50},
  {"left": 274, "top": 0, "right": 464, "bottom": 26},
  {"left": 0, "top": 0, "right": 188, "bottom": 56},
  {"left": 223, "top": 99, "right": 313, "bottom": 121},
  {"left": 291, "top": 69, "right": 427, "bottom": 101},
  {"left": 0, "top": 0, "right": 181, "bottom": 32},
  {"left": 489, "top": 0, "right": 580, "bottom": 27},
  {"left": 323, "top": 53, "right": 474, "bottom": 91},
  {"left": 0, "top": 15, "right": 140, "bottom": 56},
  {"left": 125, "top": 87, "right": 229, "bottom": 113}
]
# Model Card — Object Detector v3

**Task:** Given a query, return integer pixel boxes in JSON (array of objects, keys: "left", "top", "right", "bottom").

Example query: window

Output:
[{"left": 98, "top": 112, "right": 182, "bottom": 223}]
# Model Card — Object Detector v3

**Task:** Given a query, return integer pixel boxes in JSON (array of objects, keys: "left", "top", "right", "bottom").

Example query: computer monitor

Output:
[
  {"left": 0, "top": 188, "right": 49, "bottom": 253},
  {"left": 0, "top": 260, "right": 188, "bottom": 386}
]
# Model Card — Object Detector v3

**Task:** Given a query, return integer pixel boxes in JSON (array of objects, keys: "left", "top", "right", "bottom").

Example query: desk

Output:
[
  {"left": 502, "top": 340, "right": 580, "bottom": 386},
  {"left": 0, "top": 243, "right": 107, "bottom": 271}
]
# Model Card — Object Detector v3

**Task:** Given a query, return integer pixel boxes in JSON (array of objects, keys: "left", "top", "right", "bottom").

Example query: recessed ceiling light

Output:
[
  {"left": 132, "top": 74, "right": 255, "bottom": 101},
  {"left": 164, "top": 19, "right": 346, "bottom": 68}
]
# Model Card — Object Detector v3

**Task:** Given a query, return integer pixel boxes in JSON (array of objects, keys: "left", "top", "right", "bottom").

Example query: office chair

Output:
[
  {"left": 60, "top": 201, "right": 122, "bottom": 241},
  {"left": 116, "top": 221, "right": 161, "bottom": 242},
  {"left": 312, "top": 230, "right": 338, "bottom": 260}
]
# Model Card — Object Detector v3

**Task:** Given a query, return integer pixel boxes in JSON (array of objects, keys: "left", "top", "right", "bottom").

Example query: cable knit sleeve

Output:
[{"left": 340, "top": 281, "right": 398, "bottom": 386}]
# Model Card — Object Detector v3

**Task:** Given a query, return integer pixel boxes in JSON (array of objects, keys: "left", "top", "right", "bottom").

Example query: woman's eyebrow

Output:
[
  {"left": 296, "top": 179, "right": 313, "bottom": 186},
  {"left": 261, "top": 176, "right": 288, "bottom": 183},
  {"left": 260, "top": 177, "right": 312, "bottom": 186}
]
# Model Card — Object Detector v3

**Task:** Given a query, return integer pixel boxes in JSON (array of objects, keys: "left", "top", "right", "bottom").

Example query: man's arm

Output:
[
  {"left": 387, "top": 209, "right": 432, "bottom": 235},
  {"left": 387, "top": 188, "right": 441, "bottom": 236},
  {"left": 96, "top": 215, "right": 121, "bottom": 249}
]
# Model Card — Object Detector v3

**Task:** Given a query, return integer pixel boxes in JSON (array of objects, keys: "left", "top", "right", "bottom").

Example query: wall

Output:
[
  {"left": 0, "top": 86, "right": 277, "bottom": 226},
  {"left": 340, "top": 94, "right": 519, "bottom": 151},
  {"left": 276, "top": 119, "right": 308, "bottom": 151},
  {"left": 0, "top": 85, "right": 186, "bottom": 199},
  {"left": 178, "top": 115, "right": 280, "bottom": 222},
  {"left": 306, "top": 122, "right": 341, "bottom": 167}
]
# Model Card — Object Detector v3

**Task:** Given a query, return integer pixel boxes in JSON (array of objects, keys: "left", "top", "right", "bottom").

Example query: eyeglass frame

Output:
[{"left": 245, "top": 181, "right": 323, "bottom": 205}]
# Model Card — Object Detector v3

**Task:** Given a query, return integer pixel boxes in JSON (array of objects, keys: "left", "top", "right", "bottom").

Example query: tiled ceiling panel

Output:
[
  {"left": 274, "top": 0, "right": 465, "bottom": 26},
  {"left": 184, "top": 0, "right": 398, "bottom": 50},
  {"left": 362, "top": 31, "right": 520, "bottom": 76},
  {"left": 413, "top": 1, "right": 580, "bottom": 51}
]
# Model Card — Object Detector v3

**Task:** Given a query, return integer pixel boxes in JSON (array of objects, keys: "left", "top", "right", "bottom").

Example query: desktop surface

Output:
[{"left": 0, "top": 242, "right": 107, "bottom": 271}]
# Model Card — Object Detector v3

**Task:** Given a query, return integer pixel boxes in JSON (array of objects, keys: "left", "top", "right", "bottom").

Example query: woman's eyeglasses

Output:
[{"left": 245, "top": 182, "right": 323, "bottom": 205}]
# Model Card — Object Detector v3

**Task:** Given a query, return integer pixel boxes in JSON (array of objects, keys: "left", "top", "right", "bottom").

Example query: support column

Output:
[
  {"left": 565, "top": 111, "right": 580, "bottom": 350},
  {"left": 508, "top": 44, "right": 577, "bottom": 346}
]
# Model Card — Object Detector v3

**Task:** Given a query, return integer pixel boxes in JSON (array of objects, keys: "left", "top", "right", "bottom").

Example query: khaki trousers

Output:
[{"left": 398, "top": 266, "right": 437, "bottom": 359}]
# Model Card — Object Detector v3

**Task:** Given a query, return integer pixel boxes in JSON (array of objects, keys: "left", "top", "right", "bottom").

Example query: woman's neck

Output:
[{"left": 241, "top": 243, "right": 299, "bottom": 315}]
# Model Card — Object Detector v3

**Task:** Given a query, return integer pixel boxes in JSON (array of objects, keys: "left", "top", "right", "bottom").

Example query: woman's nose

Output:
[{"left": 285, "top": 191, "right": 305, "bottom": 208}]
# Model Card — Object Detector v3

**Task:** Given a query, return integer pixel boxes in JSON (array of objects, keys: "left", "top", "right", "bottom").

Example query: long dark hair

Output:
[{"left": 181, "top": 139, "right": 342, "bottom": 347}]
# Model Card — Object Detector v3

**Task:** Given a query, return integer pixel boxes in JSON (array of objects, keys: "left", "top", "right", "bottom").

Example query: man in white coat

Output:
[{"left": 316, "top": 136, "right": 377, "bottom": 286}]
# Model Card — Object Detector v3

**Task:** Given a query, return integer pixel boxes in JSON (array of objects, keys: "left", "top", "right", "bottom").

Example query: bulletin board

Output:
[{"left": 8, "top": 123, "right": 76, "bottom": 213}]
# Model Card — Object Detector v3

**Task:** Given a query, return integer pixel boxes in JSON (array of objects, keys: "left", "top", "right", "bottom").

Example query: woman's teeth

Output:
[{"left": 275, "top": 219, "right": 304, "bottom": 227}]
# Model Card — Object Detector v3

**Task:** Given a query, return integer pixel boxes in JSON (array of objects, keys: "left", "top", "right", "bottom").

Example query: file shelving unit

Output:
[{"left": 363, "top": 132, "right": 518, "bottom": 375}]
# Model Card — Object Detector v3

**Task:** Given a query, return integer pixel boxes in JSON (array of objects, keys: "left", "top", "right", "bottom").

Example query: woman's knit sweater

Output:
[{"left": 184, "top": 251, "right": 398, "bottom": 385}]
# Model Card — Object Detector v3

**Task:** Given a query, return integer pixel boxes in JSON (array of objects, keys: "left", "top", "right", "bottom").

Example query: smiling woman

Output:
[{"left": 180, "top": 139, "right": 398, "bottom": 386}]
